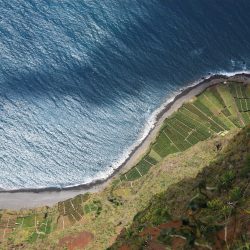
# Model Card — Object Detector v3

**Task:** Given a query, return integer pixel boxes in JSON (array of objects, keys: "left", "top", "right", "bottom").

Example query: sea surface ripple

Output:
[{"left": 1, "top": 0, "right": 250, "bottom": 189}]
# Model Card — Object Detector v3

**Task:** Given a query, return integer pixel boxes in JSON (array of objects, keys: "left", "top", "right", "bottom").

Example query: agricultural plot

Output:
[
  {"left": 122, "top": 82, "right": 250, "bottom": 181},
  {"left": 0, "top": 215, "right": 17, "bottom": 241},
  {"left": 217, "top": 84, "right": 244, "bottom": 127},
  {"left": 229, "top": 83, "right": 250, "bottom": 124},
  {"left": 0, "top": 211, "right": 55, "bottom": 244},
  {"left": 1, "top": 82, "right": 249, "bottom": 248},
  {"left": 123, "top": 156, "right": 157, "bottom": 181},
  {"left": 84, "top": 200, "right": 102, "bottom": 217},
  {"left": 151, "top": 132, "right": 178, "bottom": 158},
  {"left": 25, "top": 214, "right": 53, "bottom": 243},
  {"left": 58, "top": 194, "right": 89, "bottom": 223},
  {"left": 199, "top": 91, "right": 237, "bottom": 129}
]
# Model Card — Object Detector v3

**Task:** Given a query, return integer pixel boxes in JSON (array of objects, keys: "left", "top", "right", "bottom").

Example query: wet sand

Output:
[{"left": 1, "top": 73, "right": 250, "bottom": 209}]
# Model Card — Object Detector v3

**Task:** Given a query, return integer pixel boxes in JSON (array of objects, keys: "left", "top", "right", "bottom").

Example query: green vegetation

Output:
[
  {"left": 0, "top": 81, "right": 249, "bottom": 250},
  {"left": 123, "top": 82, "right": 250, "bottom": 181},
  {"left": 110, "top": 125, "right": 250, "bottom": 250},
  {"left": 84, "top": 200, "right": 102, "bottom": 217},
  {"left": 58, "top": 194, "right": 89, "bottom": 223}
]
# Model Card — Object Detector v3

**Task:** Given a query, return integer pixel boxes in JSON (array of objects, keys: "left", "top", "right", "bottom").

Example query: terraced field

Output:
[
  {"left": 0, "top": 209, "right": 55, "bottom": 245},
  {"left": 57, "top": 193, "right": 103, "bottom": 229},
  {"left": 0, "top": 81, "right": 249, "bottom": 249},
  {"left": 122, "top": 82, "right": 250, "bottom": 181},
  {"left": 0, "top": 193, "right": 103, "bottom": 246}
]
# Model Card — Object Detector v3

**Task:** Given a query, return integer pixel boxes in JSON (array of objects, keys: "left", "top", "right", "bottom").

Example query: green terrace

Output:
[
  {"left": 0, "top": 81, "right": 249, "bottom": 249},
  {"left": 57, "top": 193, "right": 92, "bottom": 224},
  {"left": 109, "top": 126, "right": 250, "bottom": 250},
  {"left": 0, "top": 193, "right": 104, "bottom": 245},
  {"left": 0, "top": 210, "right": 55, "bottom": 244},
  {"left": 122, "top": 82, "right": 250, "bottom": 181}
]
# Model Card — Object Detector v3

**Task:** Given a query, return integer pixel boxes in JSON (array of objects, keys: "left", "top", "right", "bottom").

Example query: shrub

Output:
[
  {"left": 107, "top": 195, "right": 123, "bottom": 206},
  {"left": 125, "top": 228, "right": 134, "bottom": 238},
  {"left": 207, "top": 199, "right": 223, "bottom": 211},
  {"left": 229, "top": 187, "right": 242, "bottom": 201},
  {"left": 240, "top": 155, "right": 250, "bottom": 178},
  {"left": 219, "top": 170, "right": 236, "bottom": 189},
  {"left": 221, "top": 205, "right": 233, "bottom": 217},
  {"left": 151, "top": 207, "right": 171, "bottom": 226},
  {"left": 158, "top": 228, "right": 173, "bottom": 245},
  {"left": 188, "top": 196, "right": 207, "bottom": 211}
]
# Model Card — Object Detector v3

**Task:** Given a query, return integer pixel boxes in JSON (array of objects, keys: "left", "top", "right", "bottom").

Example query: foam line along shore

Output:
[{"left": 1, "top": 72, "right": 250, "bottom": 209}]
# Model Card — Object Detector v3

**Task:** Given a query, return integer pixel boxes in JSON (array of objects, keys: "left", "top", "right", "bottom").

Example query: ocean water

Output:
[{"left": 1, "top": 0, "right": 250, "bottom": 190}]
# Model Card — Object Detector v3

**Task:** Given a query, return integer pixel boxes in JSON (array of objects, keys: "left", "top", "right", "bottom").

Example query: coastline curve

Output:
[{"left": 1, "top": 72, "right": 250, "bottom": 209}]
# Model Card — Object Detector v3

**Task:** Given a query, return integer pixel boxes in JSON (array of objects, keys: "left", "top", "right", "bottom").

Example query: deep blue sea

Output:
[{"left": 1, "top": 0, "right": 250, "bottom": 190}]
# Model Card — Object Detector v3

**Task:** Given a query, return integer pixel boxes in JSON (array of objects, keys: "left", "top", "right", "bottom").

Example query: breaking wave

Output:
[{"left": 1, "top": 0, "right": 250, "bottom": 190}]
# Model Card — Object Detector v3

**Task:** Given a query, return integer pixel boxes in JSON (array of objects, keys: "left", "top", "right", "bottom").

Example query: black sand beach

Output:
[{"left": 1, "top": 73, "right": 250, "bottom": 209}]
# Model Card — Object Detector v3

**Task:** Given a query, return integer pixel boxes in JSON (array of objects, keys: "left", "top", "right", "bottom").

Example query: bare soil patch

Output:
[{"left": 59, "top": 231, "right": 94, "bottom": 250}]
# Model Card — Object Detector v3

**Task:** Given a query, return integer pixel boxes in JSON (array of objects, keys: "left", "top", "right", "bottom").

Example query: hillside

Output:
[
  {"left": 123, "top": 81, "right": 250, "bottom": 182},
  {"left": 110, "top": 125, "right": 250, "bottom": 250},
  {"left": 0, "top": 81, "right": 250, "bottom": 249}
]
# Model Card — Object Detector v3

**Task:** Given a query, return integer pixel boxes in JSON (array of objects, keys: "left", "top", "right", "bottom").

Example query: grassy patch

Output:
[{"left": 121, "top": 82, "right": 249, "bottom": 181}]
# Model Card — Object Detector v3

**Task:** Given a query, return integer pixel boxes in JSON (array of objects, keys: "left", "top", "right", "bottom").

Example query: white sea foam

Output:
[
  {"left": 0, "top": 1, "right": 250, "bottom": 196},
  {"left": 105, "top": 70, "right": 247, "bottom": 174},
  {"left": 3, "top": 70, "right": 249, "bottom": 192},
  {"left": 58, "top": 70, "right": 250, "bottom": 190}
]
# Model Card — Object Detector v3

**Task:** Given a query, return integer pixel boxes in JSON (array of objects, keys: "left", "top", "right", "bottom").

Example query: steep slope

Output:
[
  {"left": 110, "top": 126, "right": 250, "bottom": 250},
  {"left": 123, "top": 82, "right": 250, "bottom": 182},
  {"left": 0, "top": 81, "right": 250, "bottom": 249}
]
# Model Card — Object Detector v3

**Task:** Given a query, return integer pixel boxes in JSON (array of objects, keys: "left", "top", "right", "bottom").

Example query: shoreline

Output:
[{"left": 1, "top": 72, "right": 250, "bottom": 209}]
